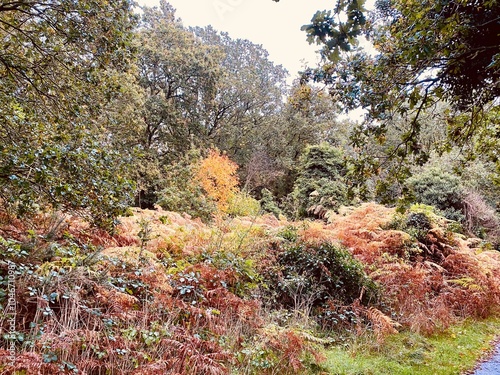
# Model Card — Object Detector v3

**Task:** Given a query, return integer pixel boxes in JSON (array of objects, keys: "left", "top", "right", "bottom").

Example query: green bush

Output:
[
  {"left": 406, "top": 168, "right": 465, "bottom": 221},
  {"left": 263, "top": 240, "right": 378, "bottom": 328},
  {"left": 291, "top": 143, "right": 350, "bottom": 218},
  {"left": 260, "top": 188, "right": 282, "bottom": 218},
  {"left": 404, "top": 169, "right": 499, "bottom": 246},
  {"left": 390, "top": 204, "right": 441, "bottom": 242},
  {"left": 1, "top": 135, "right": 134, "bottom": 231},
  {"left": 277, "top": 225, "right": 299, "bottom": 242},
  {"left": 226, "top": 191, "right": 261, "bottom": 217},
  {"left": 156, "top": 151, "right": 216, "bottom": 221}
]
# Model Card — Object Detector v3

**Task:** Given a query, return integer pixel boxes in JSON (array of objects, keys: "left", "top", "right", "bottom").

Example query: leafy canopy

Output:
[
  {"left": 299, "top": 0, "right": 499, "bottom": 113},
  {"left": 134, "top": 4, "right": 288, "bottom": 208},
  {"left": 283, "top": 0, "right": 500, "bottom": 183},
  {"left": 0, "top": 0, "right": 138, "bottom": 228}
]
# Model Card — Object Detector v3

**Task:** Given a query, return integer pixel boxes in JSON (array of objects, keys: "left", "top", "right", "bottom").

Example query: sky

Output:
[{"left": 136, "top": 0, "right": 337, "bottom": 82}]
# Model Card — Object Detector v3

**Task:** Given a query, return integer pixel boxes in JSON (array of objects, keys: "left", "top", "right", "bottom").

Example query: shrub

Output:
[
  {"left": 404, "top": 209, "right": 433, "bottom": 241},
  {"left": 196, "top": 149, "right": 240, "bottom": 213},
  {"left": 263, "top": 240, "right": 378, "bottom": 329},
  {"left": 227, "top": 191, "right": 261, "bottom": 217},
  {"left": 156, "top": 150, "right": 216, "bottom": 221},
  {"left": 291, "top": 143, "right": 350, "bottom": 218},
  {"left": 260, "top": 188, "right": 282, "bottom": 218},
  {"left": 387, "top": 204, "right": 461, "bottom": 264},
  {"left": 158, "top": 149, "right": 248, "bottom": 219},
  {"left": 405, "top": 168, "right": 499, "bottom": 247},
  {"left": 462, "top": 191, "right": 500, "bottom": 247},
  {"left": 459, "top": 160, "right": 500, "bottom": 211},
  {"left": 389, "top": 204, "right": 442, "bottom": 240},
  {"left": 1, "top": 131, "right": 134, "bottom": 232},
  {"left": 405, "top": 168, "right": 464, "bottom": 221},
  {"left": 277, "top": 225, "right": 299, "bottom": 242}
]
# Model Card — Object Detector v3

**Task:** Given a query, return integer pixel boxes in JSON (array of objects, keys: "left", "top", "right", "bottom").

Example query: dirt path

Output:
[{"left": 471, "top": 342, "right": 500, "bottom": 375}]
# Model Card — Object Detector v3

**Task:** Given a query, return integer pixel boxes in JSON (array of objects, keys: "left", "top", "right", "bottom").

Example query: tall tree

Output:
[
  {"left": 0, "top": 0, "right": 138, "bottom": 228},
  {"left": 137, "top": 3, "right": 223, "bottom": 158},
  {"left": 191, "top": 26, "right": 288, "bottom": 166},
  {"left": 133, "top": 2, "right": 224, "bottom": 207},
  {"left": 135, "top": 11, "right": 289, "bottom": 206}
]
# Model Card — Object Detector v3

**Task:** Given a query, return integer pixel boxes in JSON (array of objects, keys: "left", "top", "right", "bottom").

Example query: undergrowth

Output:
[{"left": 0, "top": 203, "right": 499, "bottom": 374}]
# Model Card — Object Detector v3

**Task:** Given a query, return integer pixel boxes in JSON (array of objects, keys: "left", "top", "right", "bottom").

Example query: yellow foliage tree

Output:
[{"left": 196, "top": 149, "right": 239, "bottom": 213}]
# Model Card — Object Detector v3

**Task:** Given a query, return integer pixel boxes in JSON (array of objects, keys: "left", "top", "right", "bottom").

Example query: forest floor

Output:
[{"left": 1, "top": 203, "right": 499, "bottom": 374}]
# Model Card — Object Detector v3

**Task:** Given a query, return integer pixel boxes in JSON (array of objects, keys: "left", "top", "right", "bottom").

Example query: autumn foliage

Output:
[
  {"left": 196, "top": 149, "right": 239, "bottom": 213},
  {"left": 1, "top": 202, "right": 500, "bottom": 373},
  {"left": 326, "top": 203, "right": 500, "bottom": 334}
]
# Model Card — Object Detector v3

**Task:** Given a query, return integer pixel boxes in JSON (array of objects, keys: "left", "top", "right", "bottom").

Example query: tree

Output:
[
  {"left": 132, "top": 2, "right": 225, "bottom": 207},
  {"left": 196, "top": 149, "right": 239, "bottom": 213},
  {"left": 300, "top": 0, "right": 499, "bottom": 111},
  {"left": 406, "top": 168, "right": 465, "bottom": 221},
  {"left": 0, "top": 0, "right": 138, "bottom": 228},
  {"left": 135, "top": 12, "right": 289, "bottom": 207},
  {"left": 247, "top": 82, "right": 342, "bottom": 198},
  {"left": 137, "top": 4, "right": 223, "bottom": 157},
  {"left": 293, "top": 0, "right": 500, "bottom": 181},
  {"left": 191, "top": 26, "right": 288, "bottom": 167},
  {"left": 156, "top": 149, "right": 216, "bottom": 221}
]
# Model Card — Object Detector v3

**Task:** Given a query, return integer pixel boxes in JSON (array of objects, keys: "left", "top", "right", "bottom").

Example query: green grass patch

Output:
[{"left": 321, "top": 317, "right": 500, "bottom": 375}]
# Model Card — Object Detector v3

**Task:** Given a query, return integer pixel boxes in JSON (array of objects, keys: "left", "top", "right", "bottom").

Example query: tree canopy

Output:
[
  {"left": 294, "top": 0, "right": 500, "bottom": 180},
  {"left": 1, "top": 0, "right": 498, "bottom": 229},
  {"left": 0, "top": 0, "right": 137, "bottom": 228}
]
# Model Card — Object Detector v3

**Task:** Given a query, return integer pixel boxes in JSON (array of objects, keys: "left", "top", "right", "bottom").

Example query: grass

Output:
[{"left": 321, "top": 317, "right": 500, "bottom": 375}]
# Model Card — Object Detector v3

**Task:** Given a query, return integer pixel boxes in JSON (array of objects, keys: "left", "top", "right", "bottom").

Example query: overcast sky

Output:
[{"left": 136, "top": 0, "right": 336, "bottom": 81}]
